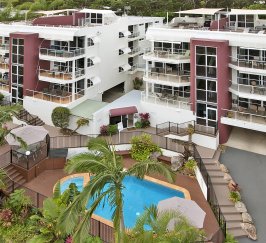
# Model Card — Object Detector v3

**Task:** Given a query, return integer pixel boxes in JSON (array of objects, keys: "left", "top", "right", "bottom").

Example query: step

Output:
[
  {"left": 204, "top": 164, "right": 220, "bottom": 171},
  {"left": 227, "top": 222, "right": 242, "bottom": 230},
  {"left": 11, "top": 173, "right": 24, "bottom": 182},
  {"left": 210, "top": 177, "right": 228, "bottom": 185},
  {"left": 220, "top": 206, "right": 239, "bottom": 215},
  {"left": 208, "top": 171, "right": 224, "bottom": 178},
  {"left": 227, "top": 228, "right": 248, "bottom": 239},
  {"left": 7, "top": 169, "right": 19, "bottom": 177},
  {"left": 4, "top": 165, "right": 16, "bottom": 173},
  {"left": 224, "top": 213, "right": 242, "bottom": 222}
]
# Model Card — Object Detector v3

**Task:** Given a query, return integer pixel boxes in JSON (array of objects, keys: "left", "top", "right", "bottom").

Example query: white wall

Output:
[
  {"left": 195, "top": 166, "right": 208, "bottom": 199},
  {"left": 192, "top": 133, "right": 219, "bottom": 150}
]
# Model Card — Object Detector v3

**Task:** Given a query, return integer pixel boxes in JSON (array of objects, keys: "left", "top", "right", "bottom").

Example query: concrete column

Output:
[
  {"left": 145, "top": 82, "right": 148, "bottom": 96},
  {"left": 72, "top": 82, "right": 75, "bottom": 102}
]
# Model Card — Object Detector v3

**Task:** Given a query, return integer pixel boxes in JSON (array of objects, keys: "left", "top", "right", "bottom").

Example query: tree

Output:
[
  {"left": 51, "top": 107, "right": 71, "bottom": 131},
  {"left": 58, "top": 137, "right": 175, "bottom": 243},
  {"left": 123, "top": 205, "right": 205, "bottom": 242},
  {"left": 72, "top": 117, "right": 89, "bottom": 134}
]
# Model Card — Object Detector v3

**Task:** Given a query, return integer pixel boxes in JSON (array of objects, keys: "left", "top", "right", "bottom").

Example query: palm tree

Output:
[
  {"left": 58, "top": 137, "right": 175, "bottom": 243},
  {"left": 123, "top": 205, "right": 205, "bottom": 243}
]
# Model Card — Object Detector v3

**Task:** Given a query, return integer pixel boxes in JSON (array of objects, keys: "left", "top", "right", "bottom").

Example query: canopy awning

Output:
[
  {"left": 175, "top": 8, "right": 225, "bottom": 15},
  {"left": 121, "top": 47, "right": 131, "bottom": 54},
  {"left": 91, "top": 76, "right": 101, "bottom": 85},
  {"left": 120, "top": 64, "right": 131, "bottom": 71},
  {"left": 122, "top": 30, "right": 131, "bottom": 37},
  {"left": 228, "top": 9, "right": 266, "bottom": 15},
  {"left": 90, "top": 56, "right": 101, "bottom": 64},
  {"left": 110, "top": 106, "right": 138, "bottom": 117}
]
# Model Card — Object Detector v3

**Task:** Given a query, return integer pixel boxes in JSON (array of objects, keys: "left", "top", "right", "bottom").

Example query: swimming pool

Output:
[{"left": 60, "top": 174, "right": 189, "bottom": 228}]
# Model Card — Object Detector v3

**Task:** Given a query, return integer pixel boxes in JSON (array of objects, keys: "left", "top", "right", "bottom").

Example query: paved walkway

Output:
[{"left": 220, "top": 147, "right": 266, "bottom": 243}]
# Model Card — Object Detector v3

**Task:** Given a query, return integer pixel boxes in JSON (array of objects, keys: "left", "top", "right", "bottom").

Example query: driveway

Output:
[{"left": 220, "top": 147, "right": 266, "bottom": 243}]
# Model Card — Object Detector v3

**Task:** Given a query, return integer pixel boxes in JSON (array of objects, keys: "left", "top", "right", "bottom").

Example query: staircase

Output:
[
  {"left": 3, "top": 164, "right": 26, "bottom": 192},
  {"left": 202, "top": 150, "right": 248, "bottom": 239},
  {"left": 16, "top": 108, "right": 45, "bottom": 126}
]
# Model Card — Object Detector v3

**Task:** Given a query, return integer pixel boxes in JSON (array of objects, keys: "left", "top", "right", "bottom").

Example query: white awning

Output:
[
  {"left": 120, "top": 64, "right": 131, "bottom": 71},
  {"left": 35, "top": 9, "right": 78, "bottom": 16},
  {"left": 91, "top": 76, "right": 101, "bottom": 85},
  {"left": 227, "top": 9, "right": 266, "bottom": 15},
  {"left": 175, "top": 8, "right": 225, "bottom": 15},
  {"left": 121, "top": 47, "right": 131, "bottom": 54},
  {"left": 90, "top": 56, "right": 101, "bottom": 64},
  {"left": 122, "top": 31, "right": 131, "bottom": 37},
  {"left": 92, "top": 36, "right": 100, "bottom": 44}
]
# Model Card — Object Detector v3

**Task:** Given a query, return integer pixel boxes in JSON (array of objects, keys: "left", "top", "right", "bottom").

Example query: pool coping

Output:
[{"left": 56, "top": 173, "right": 191, "bottom": 228}]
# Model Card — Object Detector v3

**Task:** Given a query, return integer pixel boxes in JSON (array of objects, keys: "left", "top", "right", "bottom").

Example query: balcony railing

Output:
[
  {"left": 222, "top": 108, "right": 266, "bottom": 126},
  {"left": 128, "top": 31, "right": 140, "bottom": 38},
  {"left": 129, "top": 47, "right": 141, "bottom": 55},
  {"left": 39, "top": 68, "right": 85, "bottom": 81},
  {"left": 230, "top": 56, "right": 266, "bottom": 70},
  {"left": 0, "top": 81, "right": 9, "bottom": 92},
  {"left": 129, "top": 63, "right": 145, "bottom": 72},
  {"left": 145, "top": 72, "right": 190, "bottom": 84},
  {"left": 0, "top": 44, "right": 9, "bottom": 52},
  {"left": 40, "top": 48, "right": 85, "bottom": 59},
  {"left": 141, "top": 91, "right": 191, "bottom": 110},
  {"left": 25, "top": 89, "right": 85, "bottom": 104},
  {"left": 230, "top": 82, "right": 266, "bottom": 96},
  {"left": 0, "top": 63, "right": 9, "bottom": 70},
  {"left": 144, "top": 48, "right": 190, "bottom": 61}
]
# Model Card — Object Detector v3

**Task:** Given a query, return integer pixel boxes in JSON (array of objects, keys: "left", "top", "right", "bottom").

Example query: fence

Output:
[
  {"left": 194, "top": 148, "right": 226, "bottom": 238},
  {"left": 90, "top": 218, "right": 114, "bottom": 243}
]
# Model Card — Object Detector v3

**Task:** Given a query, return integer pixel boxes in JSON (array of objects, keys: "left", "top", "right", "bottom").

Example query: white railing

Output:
[
  {"left": 39, "top": 68, "right": 85, "bottom": 81},
  {"left": 230, "top": 56, "right": 266, "bottom": 70},
  {"left": 129, "top": 47, "right": 141, "bottom": 55},
  {"left": 0, "top": 44, "right": 9, "bottom": 52},
  {"left": 230, "top": 82, "right": 266, "bottom": 96},
  {"left": 129, "top": 63, "right": 145, "bottom": 72},
  {"left": 25, "top": 89, "right": 85, "bottom": 104},
  {"left": 0, "top": 82, "right": 9, "bottom": 91},
  {"left": 128, "top": 31, "right": 140, "bottom": 38},
  {"left": 222, "top": 108, "right": 266, "bottom": 126},
  {"left": 40, "top": 48, "right": 85, "bottom": 58},
  {"left": 141, "top": 91, "right": 191, "bottom": 110},
  {"left": 145, "top": 72, "right": 190, "bottom": 84},
  {"left": 144, "top": 49, "right": 190, "bottom": 60},
  {"left": 195, "top": 124, "right": 216, "bottom": 136}
]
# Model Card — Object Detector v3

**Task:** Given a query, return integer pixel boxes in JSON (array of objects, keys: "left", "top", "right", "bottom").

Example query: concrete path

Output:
[
  {"left": 225, "top": 127, "right": 266, "bottom": 156},
  {"left": 220, "top": 147, "right": 266, "bottom": 243}
]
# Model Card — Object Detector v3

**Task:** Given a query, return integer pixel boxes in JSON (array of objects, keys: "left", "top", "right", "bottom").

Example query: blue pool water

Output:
[{"left": 61, "top": 175, "right": 185, "bottom": 228}]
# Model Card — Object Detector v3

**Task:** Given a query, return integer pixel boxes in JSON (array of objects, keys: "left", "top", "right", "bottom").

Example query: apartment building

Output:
[
  {"left": 142, "top": 8, "right": 266, "bottom": 148},
  {"left": 0, "top": 9, "right": 163, "bottom": 129}
]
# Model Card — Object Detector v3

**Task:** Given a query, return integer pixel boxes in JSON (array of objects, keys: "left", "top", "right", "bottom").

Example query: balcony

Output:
[
  {"left": 128, "top": 47, "right": 141, "bottom": 57},
  {"left": 230, "top": 82, "right": 266, "bottom": 101},
  {"left": 143, "top": 49, "right": 190, "bottom": 64},
  {"left": 221, "top": 108, "right": 266, "bottom": 132},
  {"left": 229, "top": 57, "right": 266, "bottom": 74},
  {"left": 0, "top": 44, "right": 9, "bottom": 54},
  {"left": 25, "top": 89, "right": 84, "bottom": 104},
  {"left": 0, "top": 63, "right": 9, "bottom": 72},
  {"left": 144, "top": 71, "right": 190, "bottom": 87},
  {"left": 141, "top": 91, "right": 191, "bottom": 110},
  {"left": 128, "top": 63, "right": 145, "bottom": 74},
  {"left": 39, "top": 69, "right": 85, "bottom": 83},
  {"left": 128, "top": 31, "right": 140, "bottom": 39},
  {"left": 39, "top": 47, "right": 85, "bottom": 61},
  {"left": 0, "top": 81, "right": 9, "bottom": 92}
]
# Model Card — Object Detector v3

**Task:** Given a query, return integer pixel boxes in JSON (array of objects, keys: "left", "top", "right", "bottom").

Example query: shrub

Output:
[
  {"left": 184, "top": 157, "right": 197, "bottom": 176},
  {"left": 107, "top": 124, "right": 118, "bottom": 135},
  {"left": 229, "top": 191, "right": 241, "bottom": 203},
  {"left": 133, "top": 77, "right": 143, "bottom": 90},
  {"left": 225, "top": 232, "right": 238, "bottom": 243},
  {"left": 100, "top": 125, "right": 108, "bottom": 136},
  {"left": 130, "top": 134, "right": 161, "bottom": 161},
  {"left": 134, "top": 121, "right": 142, "bottom": 128},
  {"left": 51, "top": 107, "right": 71, "bottom": 130},
  {"left": 0, "top": 93, "right": 4, "bottom": 102},
  {"left": 139, "top": 112, "right": 150, "bottom": 128}
]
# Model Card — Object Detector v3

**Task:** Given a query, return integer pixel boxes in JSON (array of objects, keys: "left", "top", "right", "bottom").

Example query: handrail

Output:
[
  {"left": 145, "top": 72, "right": 190, "bottom": 83},
  {"left": 39, "top": 68, "right": 85, "bottom": 80},
  {"left": 128, "top": 31, "right": 140, "bottom": 38},
  {"left": 221, "top": 108, "right": 266, "bottom": 122},
  {"left": 144, "top": 49, "right": 190, "bottom": 60},
  {"left": 40, "top": 47, "right": 85, "bottom": 58}
]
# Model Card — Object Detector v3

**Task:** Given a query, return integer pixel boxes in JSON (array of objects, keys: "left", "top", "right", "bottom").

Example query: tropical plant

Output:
[
  {"left": 58, "top": 137, "right": 174, "bottom": 243},
  {"left": 100, "top": 124, "right": 118, "bottom": 136},
  {"left": 100, "top": 125, "right": 108, "bottom": 136},
  {"left": 130, "top": 134, "right": 162, "bottom": 162},
  {"left": 123, "top": 205, "right": 205, "bottom": 242},
  {"left": 229, "top": 191, "right": 241, "bottom": 203},
  {"left": 184, "top": 157, "right": 197, "bottom": 176},
  {"left": 139, "top": 112, "right": 150, "bottom": 128},
  {"left": 72, "top": 117, "right": 90, "bottom": 134},
  {"left": 51, "top": 106, "right": 71, "bottom": 131},
  {"left": 134, "top": 121, "right": 142, "bottom": 128},
  {"left": 133, "top": 77, "right": 143, "bottom": 90},
  {"left": 0, "top": 168, "right": 8, "bottom": 205},
  {"left": 0, "top": 93, "right": 4, "bottom": 102}
]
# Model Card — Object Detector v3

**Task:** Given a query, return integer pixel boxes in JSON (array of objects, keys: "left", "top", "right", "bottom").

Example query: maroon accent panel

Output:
[
  {"left": 210, "top": 18, "right": 228, "bottom": 30},
  {"left": 110, "top": 106, "right": 138, "bottom": 117},
  {"left": 32, "top": 13, "right": 85, "bottom": 26},
  {"left": 10, "top": 32, "right": 42, "bottom": 95},
  {"left": 190, "top": 38, "right": 232, "bottom": 144}
]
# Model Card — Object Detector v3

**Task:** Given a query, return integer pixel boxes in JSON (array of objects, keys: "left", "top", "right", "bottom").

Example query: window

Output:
[
  {"left": 196, "top": 46, "right": 217, "bottom": 78},
  {"left": 87, "top": 79, "right": 93, "bottom": 87},
  {"left": 196, "top": 78, "right": 217, "bottom": 104},
  {"left": 87, "top": 58, "right": 94, "bottom": 67},
  {"left": 91, "top": 13, "right": 102, "bottom": 24},
  {"left": 88, "top": 38, "right": 94, "bottom": 47},
  {"left": 155, "top": 21, "right": 159, "bottom": 23}
]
